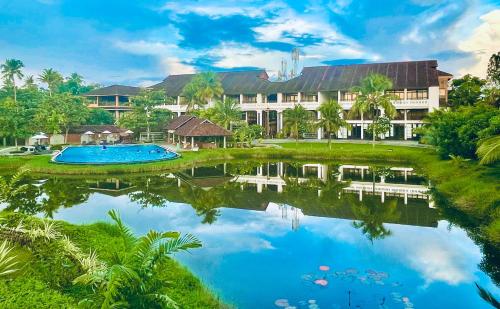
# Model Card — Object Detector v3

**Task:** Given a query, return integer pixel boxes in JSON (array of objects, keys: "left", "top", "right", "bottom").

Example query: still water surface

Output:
[{"left": 4, "top": 161, "right": 499, "bottom": 308}]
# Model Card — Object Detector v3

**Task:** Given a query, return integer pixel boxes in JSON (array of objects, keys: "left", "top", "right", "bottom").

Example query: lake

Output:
[{"left": 3, "top": 160, "right": 499, "bottom": 308}]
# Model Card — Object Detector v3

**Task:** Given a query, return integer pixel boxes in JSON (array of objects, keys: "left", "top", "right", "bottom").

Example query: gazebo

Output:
[{"left": 165, "top": 116, "right": 231, "bottom": 149}]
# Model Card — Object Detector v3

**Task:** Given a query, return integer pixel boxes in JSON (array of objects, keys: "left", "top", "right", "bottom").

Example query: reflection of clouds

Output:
[
  {"left": 374, "top": 221, "right": 481, "bottom": 287},
  {"left": 53, "top": 194, "right": 482, "bottom": 289}
]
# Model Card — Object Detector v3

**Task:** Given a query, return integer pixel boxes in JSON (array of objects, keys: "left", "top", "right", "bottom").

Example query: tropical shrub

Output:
[{"left": 73, "top": 210, "right": 202, "bottom": 308}]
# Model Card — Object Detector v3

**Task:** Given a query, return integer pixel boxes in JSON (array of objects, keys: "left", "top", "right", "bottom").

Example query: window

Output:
[
  {"left": 283, "top": 93, "right": 298, "bottom": 103},
  {"left": 301, "top": 92, "right": 318, "bottom": 102},
  {"left": 407, "top": 89, "right": 428, "bottom": 100},
  {"left": 394, "top": 109, "right": 405, "bottom": 120},
  {"left": 386, "top": 90, "right": 405, "bottom": 100},
  {"left": 407, "top": 109, "right": 428, "bottom": 120},
  {"left": 242, "top": 94, "right": 257, "bottom": 103},
  {"left": 340, "top": 91, "right": 357, "bottom": 101}
]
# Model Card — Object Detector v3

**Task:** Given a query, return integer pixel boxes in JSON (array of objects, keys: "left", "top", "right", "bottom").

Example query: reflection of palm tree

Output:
[
  {"left": 350, "top": 196, "right": 400, "bottom": 242},
  {"left": 40, "top": 178, "right": 90, "bottom": 218},
  {"left": 0, "top": 169, "right": 42, "bottom": 215},
  {"left": 128, "top": 177, "right": 172, "bottom": 208},
  {"left": 179, "top": 185, "right": 224, "bottom": 224}
]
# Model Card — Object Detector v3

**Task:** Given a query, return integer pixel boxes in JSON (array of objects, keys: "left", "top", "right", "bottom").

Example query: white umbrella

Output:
[
  {"left": 83, "top": 131, "right": 95, "bottom": 135},
  {"left": 31, "top": 132, "right": 48, "bottom": 139},
  {"left": 124, "top": 130, "right": 134, "bottom": 134},
  {"left": 101, "top": 130, "right": 112, "bottom": 134}
]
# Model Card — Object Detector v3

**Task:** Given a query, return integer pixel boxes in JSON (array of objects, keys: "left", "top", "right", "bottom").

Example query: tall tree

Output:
[
  {"left": 182, "top": 72, "right": 223, "bottom": 111},
  {"left": 448, "top": 74, "right": 486, "bottom": 108},
  {"left": 86, "top": 108, "right": 115, "bottom": 125},
  {"left": 349, "top": 73, "right": 396, "bottom": 147},
  {"left": 59, "top": 72, "right": 97, "bottom": 95},
  {"left": 1, "top": 59, "right": 24, "bottom": 104},
  {"left": 23, "top": 75, "right": 37, "bottom": 90},
  {"left": 118, "top": 89, "right": 172, "bottom": 141},
  {"left": 35, "top": 93, "right": 89, "bottom": 143},
  {"left": 283, "top": 104, "right": 312, "bottom": 142},
  {"left": 38, "top": 68, "right": 63, "bottom": 96},
  {"left": 0, "top": 97, "right": 31, "bottom": 148},
  {"left": 487, "top": 52, "right": 500, "bottom": 84},
  {"left": 317, "top": 100, "right": 348, "bottom": 149}
]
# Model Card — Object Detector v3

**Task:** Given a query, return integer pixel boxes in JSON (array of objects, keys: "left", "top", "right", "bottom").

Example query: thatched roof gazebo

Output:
[{"left": 165, "top": 116, "right": 231, "bottom": 149}]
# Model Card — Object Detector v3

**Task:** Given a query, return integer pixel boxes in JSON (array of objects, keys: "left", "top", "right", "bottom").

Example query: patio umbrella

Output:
[
  {"left": 83, "top": 131, "right": 95, "bottom": 135},
  {"left": 124, "top": 130, "right": 134, "bottom": 134},
  {"left": 101, "top": 130, "right": 112, "bottom": 134},
  {"left": 31, "top": 132, "right": 48, "bottom": 139}
]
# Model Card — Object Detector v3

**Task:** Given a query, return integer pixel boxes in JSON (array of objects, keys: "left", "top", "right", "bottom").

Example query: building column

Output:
[
  {"left": 257, "top": 111, "right": 263, "bottom": 126},
  {"left": 240, "top": 94, "right": 244, "bottom": 104},
  {"left": 317, "top": 111, "right": 322, "bottom": 140},
  {"left": 404, "top": 110, "right": 408, "bottom": 140},
  {"left": 191, "top": 137, "right": 195, "bottom": 148},
  {"left": 360, "top": 113, "right": 364, "bottom": 140},
  {"left": 115, "top": 95, "right": 119, "bottom": 107},
  {"left": 297, "top": 92, "right": 302, "bottom": 103},
  {"left": 277, "top": 111, "right": 283, "bottom": 133},
  {"left": 223, "top": 136, "right": 227, "bottom": 148}
]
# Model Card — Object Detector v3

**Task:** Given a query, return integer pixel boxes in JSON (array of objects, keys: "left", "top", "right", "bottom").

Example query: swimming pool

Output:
[{"left": 53, "top": 145, "right": 178, "bottom": 164}]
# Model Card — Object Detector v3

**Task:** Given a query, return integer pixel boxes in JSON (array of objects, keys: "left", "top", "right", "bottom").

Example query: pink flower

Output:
[
  {"left": 314, "top": 279, "right": 328, "bottom": 286},
  {"left": 319, "top": 265, "right": 330, "bottom": 271}
]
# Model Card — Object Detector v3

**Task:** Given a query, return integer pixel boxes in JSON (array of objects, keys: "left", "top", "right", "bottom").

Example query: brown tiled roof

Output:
[
  {"left": 154, "top": 60, "right": 444, "bottom": 96},
  {"left": 165, "top": 115, "right": 196, "bottom": 131},
  {"left": 279, "top": 60, "right": 441, "bottom": 92},
  {"left": 172, "top": 117, "right": 232, "bottom": 137},
  {"left": 82, "top": 85, "right": 141, "bottom": 97},
  {"left": 68, "top": 125, "right": 126, "bottom": 134},
  {"left": 152, "top": 70, "right": 274, "bottom": 96}
]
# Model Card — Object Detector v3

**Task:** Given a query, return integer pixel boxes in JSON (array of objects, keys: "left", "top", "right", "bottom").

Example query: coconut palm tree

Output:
[
  {"left": 283, "top": 104, "right": 312, "bottom": 143},
  {"left": 0, "top": 59, "right": 24, "bottom": 103},
  {"left": 182, "top": 72, "right": 223, "bottom": 112},
  {"left": 317, "top": 100, "right": 349, "bottom": 149},
  {"left": 74, "top": 210, "right": 202, "bottom": 308},
  {"left": 38, "top": 68, "right": 63, "bottom": 96},
  {"left": 212, "top": 98, "right": 241, "bottom": 130},
  {"left": 477, "top": 135, "right": 500, "bottom": 165},
  {"left": 23, "top": 75, "right": 37, "bottom": 90},
  {"left": 349, "top": 74, "right": 396, "bottom": 147}
]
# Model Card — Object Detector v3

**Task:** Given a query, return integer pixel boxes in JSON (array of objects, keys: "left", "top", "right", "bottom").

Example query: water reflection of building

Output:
[
  {"left": 169, "top": 162, "right": 439, "bottom": 230},
  {"left": 231, "top": 163, "right": 432, "bottom": 207},
  {"left": 87, "top": 178, "right": 136, "bottom": 196}
]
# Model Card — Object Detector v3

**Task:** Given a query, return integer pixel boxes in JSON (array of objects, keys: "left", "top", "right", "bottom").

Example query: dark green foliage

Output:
[
  {"left": 86, "top": 108, "right": 115, "bottom": 125},
  {"left": 448, "top": 74, "right": 486, "bottom": 108},
  {"left": 487, "top": 52, "right": 500, "bottom": 84},
  {"left": 420, "top": 104, "right": 500, "bottom": 159}
]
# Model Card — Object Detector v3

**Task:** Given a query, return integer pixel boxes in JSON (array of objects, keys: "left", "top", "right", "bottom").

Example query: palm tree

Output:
[
  {"left": 477, "top": 135, "right": 500, "bottom": 165},
  {"left": 317, "top": 100, "right": 348, "bottom": 149},
  {"left": 283, "top": 104, "right": 312, "bottom": 143},
  {"left": 1, "top": 59, "right": 24, "bottom": 104},
  {"left": 212, "top": 98, "right": 241, "bottom": 129},
  {"left": 38, "top": 68, "right": 63, "bottom": 96},
  {"left": 74, "top": 210, "right": 202, "bottom": 308},
  {"left": 349, "top": 73, "right": 396, "bottom": 147},
  {"left": 182, "top": 72, "right": 223, "bottom": 112},
  {"left": 23, "top": 75, "right": 37, "bottom": 90}
]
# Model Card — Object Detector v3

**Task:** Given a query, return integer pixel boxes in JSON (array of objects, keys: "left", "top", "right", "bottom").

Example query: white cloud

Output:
[
  {"left": 458, "top": 9, "right": 500, "bottom": 77},
  {"left": 159, "top": 1, "right": 283, "bottom": 18},
  {"left": 161, "top": 57, "right": 196, "bottom": 75},
  {"left": 327, "top": 0, "right": 353, "bottom": 15}
]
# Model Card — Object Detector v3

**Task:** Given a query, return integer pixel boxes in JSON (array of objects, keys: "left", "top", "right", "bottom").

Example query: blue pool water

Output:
[{"left": 53, "top": 145, "right": 178, "bottom": 164}]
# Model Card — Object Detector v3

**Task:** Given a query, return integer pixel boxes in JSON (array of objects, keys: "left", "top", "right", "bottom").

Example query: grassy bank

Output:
[{"left": 0, "top": 212, "right": 225, "bottom": 308}]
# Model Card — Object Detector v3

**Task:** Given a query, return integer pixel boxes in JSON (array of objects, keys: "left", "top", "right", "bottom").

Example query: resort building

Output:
[
  {"left": 85, "top": 60, "right": 452, "bottom": 140},
  {"left": 83, "top": 85, "right": 140, "bottom": 119}
]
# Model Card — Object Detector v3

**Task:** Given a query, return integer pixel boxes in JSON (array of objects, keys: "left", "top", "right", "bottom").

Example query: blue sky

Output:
[{"left": 0, "top": 0, "right": 498, "bottom": 86}]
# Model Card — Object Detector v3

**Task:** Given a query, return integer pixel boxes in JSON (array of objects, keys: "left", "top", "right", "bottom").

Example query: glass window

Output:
[
  {"left": 407, "top": 89, "right": 428, "bottom": 100},
  {"left": 301, "top": 92, "right": 318, "bottom": 102},
  {"left": 407, "top": 109, "right": 428, "bottom": 120},
  {"left": 242, "top": 94, "right": 257, "bottom": 103},
  {"left": 284, "top": 93, "right": 298, "bottom": 103},
  {"left": 340, "top": 91, "right": 357, "bottom": 101},
  {"left": 386, "top": 90, "right": 405, "bottom": 100}
]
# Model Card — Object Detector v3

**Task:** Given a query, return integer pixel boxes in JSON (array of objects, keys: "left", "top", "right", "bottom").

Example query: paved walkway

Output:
[{"left": 260, "top": 139, "right": 433, "bottom": 148}]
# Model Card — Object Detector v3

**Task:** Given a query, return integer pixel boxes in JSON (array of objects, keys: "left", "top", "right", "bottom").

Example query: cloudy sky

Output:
[{"left": 0, "top": 0, "right": 498, "bottom": 86}]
